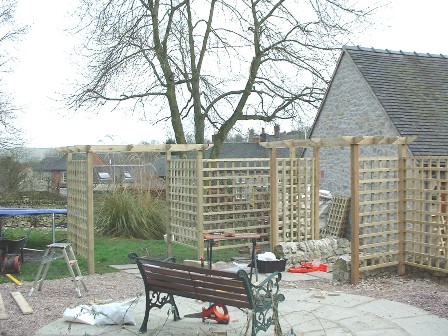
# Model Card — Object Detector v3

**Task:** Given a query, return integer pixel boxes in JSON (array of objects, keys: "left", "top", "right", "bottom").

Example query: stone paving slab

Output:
[
  {"left": 35, "top": 265, "right": 448, "bottom": 336},
  {"left": 356, "top": 298, "right": 430, "bottom": 319},
  {"left": 36, "top": 285, "right": 448, "bottom": 336}
]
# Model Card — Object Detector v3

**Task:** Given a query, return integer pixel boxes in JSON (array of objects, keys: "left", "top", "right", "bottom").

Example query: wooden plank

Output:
[
  {"left": 261, "top": 136, "right": 417, "bottom": 149},
  {"left": 350, "top": 144, "right": 360, "bottom": 285},
  {"left": 397, "top": 144, "right": 407, "bottom": 275},
  {"left": 6, "top": 274, "right": 23, "bottom": 286},
  {"left": 0, "top": 293, "right": 7, "bottom": 319},
  {"left": 269, "top": 148, "right": 278, "bottom": 249},
  {"left": 313, "top": 147, "right": 320, "bottom": 239},
  {"left": 11, "top": 292, "right": 33, "bottom": 315},
  {"left": 197, "top": 150, "right": 204, "bottom": 259},
  {"left": 58, "top": 144, "right": 213, "bottom": 153},
  {"left": 87, "top": 151, "right": 95, "bottom": 275}
]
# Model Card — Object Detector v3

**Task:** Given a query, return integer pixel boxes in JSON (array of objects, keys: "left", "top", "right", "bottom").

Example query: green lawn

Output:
[{"left": 0, "top": 229, "right": 238, "bottom": 284}]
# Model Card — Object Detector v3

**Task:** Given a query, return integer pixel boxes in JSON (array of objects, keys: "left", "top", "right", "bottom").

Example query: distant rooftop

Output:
[
  {"left": 343, "top": 45, "right": 448, "bottom": 156},
  {"left": 345, "top": 45, "right": 448, "bottom": 59}
]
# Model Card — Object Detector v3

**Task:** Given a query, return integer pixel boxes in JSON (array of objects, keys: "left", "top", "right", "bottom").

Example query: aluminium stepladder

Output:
[{"left": 28, "top": 242, "right": 87, "bottom": 298}]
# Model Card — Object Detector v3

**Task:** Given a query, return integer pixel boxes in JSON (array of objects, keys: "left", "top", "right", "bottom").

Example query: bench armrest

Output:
[
  {"left": 251, "top": 271, "right": 285, "bottom": 304},
  {"left": 256, "top": 271, "right": 282, "bottom": 288}
]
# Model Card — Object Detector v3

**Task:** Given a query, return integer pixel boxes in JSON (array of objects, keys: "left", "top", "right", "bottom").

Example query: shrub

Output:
[{"left": 94, "top": 187, "right": 166, "bottom": 239}]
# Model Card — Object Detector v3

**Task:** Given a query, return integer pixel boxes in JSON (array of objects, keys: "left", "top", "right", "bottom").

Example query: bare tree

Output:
[
  {"left": 0, "top": 0, "right": 27, "bottom": 149},
  {"left": 71, "top": 0, "right": 380, "bottom": 158}
]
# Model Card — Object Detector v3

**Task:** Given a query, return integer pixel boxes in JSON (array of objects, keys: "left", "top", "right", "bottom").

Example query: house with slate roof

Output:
[
  {"left": 35, "top": 152, "right": 167, "bottom": 195},
  {"left": 34, "top": 153, "right": 109, "bottom": 194},
  {"left": 206, "top": 126, "right": 303, "bottom": 159},
  {"left": 306, "top": 45, "right": 448, "bottom": 195}
]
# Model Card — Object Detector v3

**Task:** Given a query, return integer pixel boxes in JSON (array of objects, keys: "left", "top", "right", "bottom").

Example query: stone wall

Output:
[
  {"left": 274, "top": 237, "right": 351, "bottom": 271},
  {"left": 1, "top": 215, "right": 67, "bottom": 230},
  {"left": 304, "top": 52, "right": 405, "bottom": 195},
  {"left": 0, "top": 201, "right": 67, "bottom": 231}
]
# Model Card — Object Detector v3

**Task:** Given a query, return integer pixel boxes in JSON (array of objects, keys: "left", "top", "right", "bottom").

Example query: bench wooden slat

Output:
[
  {"left": 140, "top": 259, "right": 241, "bottom": 278},
  {"left": 147, "top": 278, "right": 251, "bottom": 308},
  {"left": 142, "top": 268, "right": 248, "bottom": 295},
  {"left": 146, "top": 281, "right": 252, "bottom": 309},
  {"left": 141, "top": 263, "right": 243, "bottom": 284}
]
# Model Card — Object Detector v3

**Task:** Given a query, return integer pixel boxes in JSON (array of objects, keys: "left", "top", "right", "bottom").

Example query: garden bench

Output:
[{"left": 129, "top": 253, "right": 285, "bottom": 335}]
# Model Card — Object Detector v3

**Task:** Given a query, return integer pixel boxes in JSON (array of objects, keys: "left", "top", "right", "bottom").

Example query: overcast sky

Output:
[{"left": 5, "top": 0, "right": 448, "bottom": 148}]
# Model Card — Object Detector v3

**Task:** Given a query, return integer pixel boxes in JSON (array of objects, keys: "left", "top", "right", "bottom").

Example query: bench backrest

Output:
[{"left": 135, "top": 257, "right": 254, "bottom": 309}]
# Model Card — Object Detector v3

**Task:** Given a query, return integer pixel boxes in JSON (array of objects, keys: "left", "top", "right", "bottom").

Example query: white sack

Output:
[
  {"left": 62, "top": 297, "right": 139, "bottom": 326},
  {"left": 257, "top": 252, "right": 277, "bottom": 261}
]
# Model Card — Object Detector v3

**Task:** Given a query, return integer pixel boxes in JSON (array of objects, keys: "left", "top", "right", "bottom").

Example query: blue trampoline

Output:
[{"left": 0, "top": 208, "right": 68, "bottom": 243}]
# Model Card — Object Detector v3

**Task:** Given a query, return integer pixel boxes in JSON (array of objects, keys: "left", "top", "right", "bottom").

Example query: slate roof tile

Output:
[{"left": 344, "top": 46, "right": 448, "bottom": 156}]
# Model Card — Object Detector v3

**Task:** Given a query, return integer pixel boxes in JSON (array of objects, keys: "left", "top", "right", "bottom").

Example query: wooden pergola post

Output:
[
  {"left": 86, "top": 151, "right": 95, "bottom": 275},
  {"left": 350, "top": 143, "right": 360, "bottom": 284},
  {"left": 313, "top": 146, "right": 321, "bottom": 239},
  {"left": 397, "top": 143, "right": 407, "bottom": 275},
  {"left": 165, "top": 150, "right": 173, "bottom": 257},
  {"left": 196, "top": 149, "right": 205, "bottom": 259},
  {"left": 269, "top": 148, "right": 278, "bottom": 250}
]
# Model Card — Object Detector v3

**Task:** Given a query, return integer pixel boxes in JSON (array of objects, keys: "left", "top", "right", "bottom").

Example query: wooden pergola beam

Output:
[
  {"left": 260, "top": 136, "right": 417, "bottom": 149},
  {"left": 57, "top": 144, "right": 213, "bottom": 153}
]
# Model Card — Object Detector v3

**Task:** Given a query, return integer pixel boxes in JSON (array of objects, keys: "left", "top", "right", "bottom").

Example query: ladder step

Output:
[{"left": 29, "top": 243, "right": 87, "bottom": 297}]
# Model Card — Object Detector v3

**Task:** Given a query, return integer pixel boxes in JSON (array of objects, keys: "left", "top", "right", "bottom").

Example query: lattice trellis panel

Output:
[
  {"left": 358, "top": 157, "right": 400, "bottom": 271},
  {"left": 321, "top": 195, "right": 350, "bottom": 238},
  {"left": 202, "top": 159, "right": 271, "bottom": 249},
  {"left": 66, "top": 158, "right": 90, "bottom": 262},
  {"left": 277, "top": 158, "right": 314, "bottom": 242},
  {"left": 168, "top": 157, "right": 315, "bottom": 253},
  {"left": 169, "top": 159, "right": 199, "bottom": 248},
  {"left": 404, "top": 157, "right": 448, "bottom": 273}
]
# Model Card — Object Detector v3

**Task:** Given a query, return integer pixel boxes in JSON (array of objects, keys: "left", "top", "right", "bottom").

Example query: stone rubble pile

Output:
[{"left": 275, "top": 237, "right": 351, "bottom": 272}]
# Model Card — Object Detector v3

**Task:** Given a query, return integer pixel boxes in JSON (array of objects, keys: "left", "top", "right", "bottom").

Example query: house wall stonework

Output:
[{"left": 307, "top": 53, "right": 400, "bottom": 195}]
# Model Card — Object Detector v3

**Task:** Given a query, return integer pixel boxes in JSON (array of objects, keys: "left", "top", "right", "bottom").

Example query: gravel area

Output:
[{"left": 0, "top": 257, "right": 447, "bottom": 336}]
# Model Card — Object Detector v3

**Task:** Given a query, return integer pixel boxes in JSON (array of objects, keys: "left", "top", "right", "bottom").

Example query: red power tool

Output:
[{"left": 184, "top": 303, "right": 230, "bottom": 324}]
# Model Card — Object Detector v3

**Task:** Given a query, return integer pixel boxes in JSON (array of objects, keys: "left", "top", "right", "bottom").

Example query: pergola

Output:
[
  {"left": 57, "top": 144, "right": 212, "bottom": 274},
  {"left": 261, "top": 136, "right": 416, "bottom": 283},
  {"left": 58, "top": 136, "right": 419, "bottom": 284}
]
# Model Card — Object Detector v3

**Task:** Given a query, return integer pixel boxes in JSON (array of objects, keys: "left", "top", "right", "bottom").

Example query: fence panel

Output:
[
  {"left": 202, "top": 159, "right": 271, "bottom": 249},
  {"left": 168, "top": 159, "right": 199, "bottom": 248},
  {"left": 169, "top": 157, "right": 315, "bottom": 253},
  {"left": 404, "top": 157, "right": 448, "bottom": 272},
  {"left": 67, "top": 158, "right": 90, "bottom": 261},
  {"left": 277, "top": 158, "right": 314, "bottom": 242},
  {"left": 358, "top": 157, "right": 400, "bottom": 271}
]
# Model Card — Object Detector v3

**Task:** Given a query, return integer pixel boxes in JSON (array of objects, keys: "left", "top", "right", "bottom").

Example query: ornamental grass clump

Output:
[{"left": 95, "top": 188, "right": 166, "bottom": 239}]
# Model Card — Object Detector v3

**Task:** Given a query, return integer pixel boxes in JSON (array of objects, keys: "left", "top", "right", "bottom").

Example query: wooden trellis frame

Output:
[
  {"left": 60, "top": 136, "right": 447, "bottom": 286},
  {"left": 321, "top": 195, "right": 350, "bottom": 238},
  {"left": 58, "top": 144, "right": 212, "bottom": 273},
  {"left": 357, "top": 157, "right": 400, "bottom": 271},
  {"left": 66, "top": 152, "right": 94, "bottom": 274},
  {"left": 263, "top": 136, "right": 417, "bottom": 284},
  {"left": 403, "top": 157, "right": 448, "bottom": 271}
]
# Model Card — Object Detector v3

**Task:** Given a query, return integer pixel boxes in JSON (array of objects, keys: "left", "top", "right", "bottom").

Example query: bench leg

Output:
[
  {"left": 251, "top": 293, "right": 285, "bottom": 336},
  {"left": 139, "top": 290, "right": 181, "bottom": 334}
]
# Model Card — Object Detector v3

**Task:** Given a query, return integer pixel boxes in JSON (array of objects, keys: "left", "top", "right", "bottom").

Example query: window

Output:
[
  {"left": 122, "top": 171, "right": 134, "bottom": 183},
  {"left": 97, "top": 172, "right": 112, "bottom": 182},
  {"left": 60, "top": 172, "right": 67, "bottom": 183}
]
